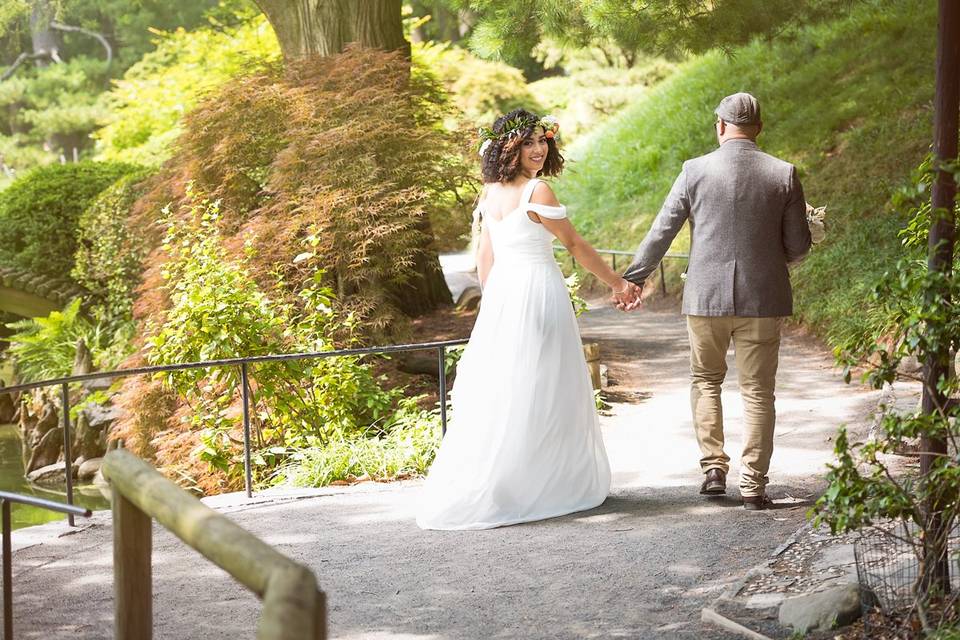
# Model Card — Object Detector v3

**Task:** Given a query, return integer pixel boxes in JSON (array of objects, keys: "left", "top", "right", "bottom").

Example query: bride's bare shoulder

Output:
[{"left": 530, "top": 180, "right": 560, "bottom": 206}]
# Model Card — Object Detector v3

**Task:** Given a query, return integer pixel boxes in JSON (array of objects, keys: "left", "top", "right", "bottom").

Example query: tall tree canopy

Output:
[{"left": 449, "top": 0, "right": 860, "bottom": 63}]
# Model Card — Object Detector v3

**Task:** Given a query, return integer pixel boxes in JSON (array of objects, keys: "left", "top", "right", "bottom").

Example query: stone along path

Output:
[{"left": 7, "top": 304, "right": 879, "bottom": 639}]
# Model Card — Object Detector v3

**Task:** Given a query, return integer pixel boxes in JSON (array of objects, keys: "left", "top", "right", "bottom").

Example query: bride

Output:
[{"left": 416, "top": 109, "right": 641, "bottom": 530}]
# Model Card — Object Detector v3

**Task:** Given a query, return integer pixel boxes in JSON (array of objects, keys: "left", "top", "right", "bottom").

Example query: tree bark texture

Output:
[{"left": 255, "top": 0, "right": 406, "bottom": 60}]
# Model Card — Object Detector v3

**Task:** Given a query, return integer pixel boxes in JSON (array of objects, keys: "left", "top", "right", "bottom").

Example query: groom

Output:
[{"left": 620, "top": 93, "right": 811, "bottom": 510}]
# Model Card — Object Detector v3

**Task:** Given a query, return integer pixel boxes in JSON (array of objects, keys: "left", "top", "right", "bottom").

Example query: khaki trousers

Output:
[{"left": 687, "top": 315, "right": 782, "bottom": 497}]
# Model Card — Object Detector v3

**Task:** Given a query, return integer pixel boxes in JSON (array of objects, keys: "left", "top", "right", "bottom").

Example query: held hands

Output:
[{"left": 611, "top": 278, "right": 643, "bottom": 312}]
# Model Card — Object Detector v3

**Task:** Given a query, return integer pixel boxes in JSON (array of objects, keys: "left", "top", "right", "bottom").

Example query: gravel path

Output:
[{"left": 7, "top": 304, "right": 879, "bottom": 639}]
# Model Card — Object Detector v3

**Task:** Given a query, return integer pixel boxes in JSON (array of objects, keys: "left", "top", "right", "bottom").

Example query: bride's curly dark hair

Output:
[{"left": 480, "top": 108, "right": 564, "bottom": 184}]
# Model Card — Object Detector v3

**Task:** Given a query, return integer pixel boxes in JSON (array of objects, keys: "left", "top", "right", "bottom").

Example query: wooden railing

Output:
[{"left": 101, "top": 449, "right": 326, "bottom": 640}]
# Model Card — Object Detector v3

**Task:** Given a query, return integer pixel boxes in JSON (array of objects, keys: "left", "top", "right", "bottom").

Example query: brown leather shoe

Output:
[
  {"left": 699, "top": 468, "right": 726, "bottom": 495},
  {"left": 742, "top": 494, "right": 772, "bottom": 510}
]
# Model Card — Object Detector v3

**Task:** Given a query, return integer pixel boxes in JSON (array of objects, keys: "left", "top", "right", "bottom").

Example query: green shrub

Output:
[
  {"left": 145, "top": 192, "right": 422, "bottom": 487},
  {"left": 72, "top": 169, "right": 155, "bottom": 326},
  {"left": 273, "top": 398, "right": 442, "bottom": 487},
  {"left": 4, "top": 299, "right": 134, "bottom": 383},
  {"left": 0, "top": 161, "right": 141, "bottom": 281}
]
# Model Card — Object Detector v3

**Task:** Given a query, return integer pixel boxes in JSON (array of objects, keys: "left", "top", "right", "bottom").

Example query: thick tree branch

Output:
[
  {"left": 1, "top": 50, "right": 52, "bottom": 81},
  {"left": 50, "top": 20, "right": 113, "bottom": 69}
]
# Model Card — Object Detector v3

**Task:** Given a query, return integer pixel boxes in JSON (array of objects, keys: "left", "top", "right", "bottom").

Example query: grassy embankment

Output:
[{"left": 557, "top": 0, "right": 935, "bottom": 346}]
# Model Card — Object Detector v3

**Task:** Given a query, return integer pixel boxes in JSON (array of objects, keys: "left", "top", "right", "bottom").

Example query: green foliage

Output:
[
  {"left": 413, "top": 41, "right": 543, "bottom": 126},
  {"left": 529, "top": 42, "right": 675, "bottom": 141},
  {"left": 93, "top": 15, "right": 281, "bottom": 166},
  {"left": 145, "top": 192, "right": 430, "bottom": 486},
  {"left": 0, "top": 0, "right": 225, "bottom": 179},
  {"left": 451, "top": 0, "right": 857, "bottom": 63},
  {"left": 4, "top": 299, "right": 133, "bottom": 382},
  {"left": 0, "top": 58, "right": 110, "bottom": 181},
  {"left": 554, "top": 0, "right": 934, "bottom": 345},
  {"left": 565, "top": 272, "right": 589, "bottom": 317},
  {"left": 72, "top": 168, "right": 154, "bottom": 326},
  {"left": 160, "top": 47, "right": 467, "bottom": 336},
  {"left": 273, "top": 398, "right": 442, "bottom": 487},
  {"left": 0, "top": 160, "right": 140, "bottom": 281},
  {"left": 813, "top": 158, "right": 960, "bottom": 627}
]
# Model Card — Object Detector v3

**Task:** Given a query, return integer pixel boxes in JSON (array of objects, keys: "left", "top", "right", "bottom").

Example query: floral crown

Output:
[{"left": 478, "top": 114, "right": 560, "bottom": 158}]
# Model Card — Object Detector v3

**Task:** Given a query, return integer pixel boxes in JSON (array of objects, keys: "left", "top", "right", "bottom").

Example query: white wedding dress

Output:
[{"left": 416, "top": 178, "right": 611, "bottom": 530}]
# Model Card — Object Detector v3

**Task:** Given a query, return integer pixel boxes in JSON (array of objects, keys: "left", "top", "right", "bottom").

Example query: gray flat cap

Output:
[{"left": 715, "top": 92, "right": 761, "bottom": 125}]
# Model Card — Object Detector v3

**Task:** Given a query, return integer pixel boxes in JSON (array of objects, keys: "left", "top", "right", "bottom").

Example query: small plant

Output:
[
  {"left": 4, "top": 299, "right": 133, "bottom": 382},
  {"left": 813, "top": 158, "right": 960, "bottom": 636},
  {"left": 565, "top": 272, "right": 589, "bottom": 317}
]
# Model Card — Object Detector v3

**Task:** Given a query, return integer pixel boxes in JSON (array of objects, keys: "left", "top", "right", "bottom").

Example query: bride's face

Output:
[{"left": 519, "top": 127, "right": 549, "bottom": 175}]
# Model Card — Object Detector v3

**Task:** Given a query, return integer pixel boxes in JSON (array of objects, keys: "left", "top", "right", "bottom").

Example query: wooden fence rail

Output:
[{"left": 102, "top": 449, "right": 326, "bottom": 640}]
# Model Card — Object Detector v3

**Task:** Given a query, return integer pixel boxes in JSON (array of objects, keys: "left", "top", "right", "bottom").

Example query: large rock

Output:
[
  {"left": 77, "top": 457, "right": 103, "bottom": 482},
  {"left": 19, "top": 394, "right": 60, "bottom": 472},
  {"left": 26, "top": 462, "right": 67, "bottom": 485},
  {"left": 778, "top": 582, "right": 863, "bottom": 633}
]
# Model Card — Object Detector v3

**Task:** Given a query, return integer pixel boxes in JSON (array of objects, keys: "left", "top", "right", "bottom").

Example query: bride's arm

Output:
[
  {"left": 476, "top": 221, "right": 494, "bottom": 289},
  {"left": 530, "top": 184, "right": 637, "bottom": 300}
]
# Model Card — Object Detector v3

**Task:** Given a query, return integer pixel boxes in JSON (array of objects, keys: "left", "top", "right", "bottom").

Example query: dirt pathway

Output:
[{"left": 6, "top": 303, "right": 879, "bottom": 639}]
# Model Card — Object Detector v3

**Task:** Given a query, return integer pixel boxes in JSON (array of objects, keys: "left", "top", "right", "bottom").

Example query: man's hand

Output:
[{"left": 611, "top": 279, "right": 642, "bottom": 311}]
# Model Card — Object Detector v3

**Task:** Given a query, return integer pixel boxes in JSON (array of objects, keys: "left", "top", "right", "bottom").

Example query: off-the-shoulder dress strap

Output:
[
  {"left": 520, "top": 178, "right": 540, "bottom": 204},
  {"left": 521, "top": 178, "right": 567, "bottom": 220}
]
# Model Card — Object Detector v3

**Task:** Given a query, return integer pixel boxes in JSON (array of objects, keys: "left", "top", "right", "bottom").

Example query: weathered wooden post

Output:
[{"left": 112, "top": 490, "right": 152, "bottom": 639}]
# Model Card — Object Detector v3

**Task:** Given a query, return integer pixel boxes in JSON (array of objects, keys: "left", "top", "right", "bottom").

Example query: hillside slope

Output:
[{"left": 557, "top": 0, "right": 935, "bottom": 344}]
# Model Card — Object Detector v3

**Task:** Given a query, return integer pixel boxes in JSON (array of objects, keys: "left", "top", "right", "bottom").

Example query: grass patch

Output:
[{"left": 556, "top": 0, "right": 935, "bottom": 345}]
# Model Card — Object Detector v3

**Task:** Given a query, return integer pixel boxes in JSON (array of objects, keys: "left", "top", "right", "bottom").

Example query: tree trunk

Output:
[
  {"left": 255, "top": 0, "right": 451, "bottom": 315},
  {"left": 255, "top": 0, "right": 406, "bottom": 59},
  {"left": 30, "top": 0, "right": 59, "bottom": 65},
  {"left": 920, "top": 0, "right": 960, "bottom": 597}
]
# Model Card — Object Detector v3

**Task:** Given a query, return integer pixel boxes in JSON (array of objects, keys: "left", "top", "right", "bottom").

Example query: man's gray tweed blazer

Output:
[{"left": 623, "top": 139, "right": 812, "bottom": 317}]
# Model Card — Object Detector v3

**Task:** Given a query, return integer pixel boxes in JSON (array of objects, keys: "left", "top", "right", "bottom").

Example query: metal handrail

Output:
[
  {"left": 0, "top": 491, "right": 91, "bottom": 639},
  {"left": 552, "top": 245, "right": 689, "bottom": 295},
  {"left": 1, "top": 338, "right": 470, "bottom": 518}
]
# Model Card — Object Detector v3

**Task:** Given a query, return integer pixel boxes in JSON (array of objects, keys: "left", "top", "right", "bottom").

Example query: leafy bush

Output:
[
  {"left": 142, "top": 47, "right": 470, "bottom": 340},
  {"left": 142, "top": 192, "right": 431, "bottom": 492},
  {"left": 528, "top": 42, "right": 675, "bottom": 141},
  {"left": 0, "top": 161, "right": 141, "bottom": 281},
  {"left": 93, "top": 15, "right": 281, "bottom": 166},
  {"left": 4, "top": 299, "right": 133, "bottom": 382},
  {"left": 813, "top": 160, "right": 960, "bottom": 634},
  {"left": 72, "top": 169, "right": 155, "bottom": 326},
  {"left": 274, "top": 398, "right": 442, "bottom": 487}
]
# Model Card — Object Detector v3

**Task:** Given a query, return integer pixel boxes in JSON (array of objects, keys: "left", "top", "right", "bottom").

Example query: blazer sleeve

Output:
[
  {"left": 782, "top": 166, "right": 812, "bottom": 263},
  {"left": 622, "top": 165, "right": 691, "bottom": 286}
]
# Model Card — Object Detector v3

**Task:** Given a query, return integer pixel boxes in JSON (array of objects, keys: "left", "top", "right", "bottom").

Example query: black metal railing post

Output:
[
  {"left": 240, "top": 363, "right": 253, "bottom": 499},
  {"left": 659, "top": 262, "right": 667, "bottom": 296},
  {"left": 0, "top": 492, "right": 90, "bottom": 640},
  {"left": 438, "top": 346, "right": 448, "bottom": 437},
  {"left": 2, "top": 499, "right": 10, "bottom": 640},
  {"left": 60, "top": 382, "right": 75, "bottom": 527}
]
